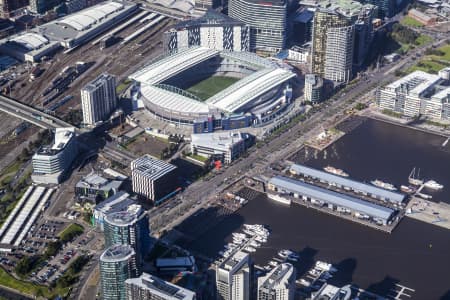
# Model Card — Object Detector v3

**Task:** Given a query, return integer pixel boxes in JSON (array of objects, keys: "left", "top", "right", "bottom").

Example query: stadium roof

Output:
[
  {"left": 269, "top": 176, "right": 395, "bottom": 221},
  {"left": 206, "top": 68, "right": 296, "bottom": 112},
  {"left": 170, "top": 10, "right": 246, "bottom": 29},
  {"left": 130, "top": 47, "right": 220, "bottom": 85},
  {"left": 140, "top": 85, "right": 211, "bottom": 114},
  {"left": 290, "top": 164, "right": 405, "bottom": 203}
]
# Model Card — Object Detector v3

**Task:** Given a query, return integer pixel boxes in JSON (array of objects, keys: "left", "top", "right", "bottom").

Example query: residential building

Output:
[
  {"left": 93, "top": 191, "right": 137, "bottom": 230},
  {"left": 29, "top": 0, "right": 63, "bottom": 14},
  {"left": 65, "top": 0, "right": 87, "bottom": 13},
  {"left": 377, "top": 70, "right": 450, "bottom": 121},
  {"left": 131, "top": 155, "right": 177, "bottom": 202},
  {"left": 81, "top": 73, "right": 117, "bottom": 126},
  {"left": 190, "top": 132, "right": 251, "bottom": 164},
  {"left": 304, "top": 74, "right": 324, "bottom": 103},
  {"left": 228, "top": 0, "right": 287, "bottom": 53},
  {"left": 32, "top": 127, "right": 77, "bottom": 184},
  {"left": 125, "top": 272, "right": 196, "bottom": 300},
  {"left": 104, "top": 207, "right": 151, "bottom": 265},
  {"left": 163, "top": 10, "right": 250, "bottom": 52},
  {"left": 100, "top": 244, "right": 140, "bottom": 300},
  {"left": 0, "top": 0, "right": 28, "bottom": 17},
  {"left": 75, "top": 172, "right": 123, "bottom": 203},
  {"left": 311, "top": 0, "right": 375, "bottom": 82},
  {"left": 216, "top": 251, "right": 251, "bottom": 300},
  {"left": 257, "top": 263, "right": 296, "bottom": 300}
]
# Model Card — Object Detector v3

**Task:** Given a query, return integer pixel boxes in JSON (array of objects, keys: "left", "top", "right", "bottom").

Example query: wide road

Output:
[
  {"left": 153, "top": 37, "right": 445, "bottom": 234},
  {"left": 0, "top": 94, "right": 73, "bottom": 129}
]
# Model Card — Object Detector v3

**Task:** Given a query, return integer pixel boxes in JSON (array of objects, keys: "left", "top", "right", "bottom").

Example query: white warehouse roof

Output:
[
  {"left": 10, "top": 33, "right": 49, "bottom": 50},
  {"left": 269, "top": 176, "right": 395, "bottom": 221}
]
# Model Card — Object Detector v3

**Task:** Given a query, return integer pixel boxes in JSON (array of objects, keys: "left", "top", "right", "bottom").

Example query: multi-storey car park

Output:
[{"left": 129, "top": 47, "right": 296, "bottom": 133}]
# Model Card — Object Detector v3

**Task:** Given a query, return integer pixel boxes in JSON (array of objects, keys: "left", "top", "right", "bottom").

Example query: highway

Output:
[{"left": 0, "top": 94, "right": 73, "bottom": 129}]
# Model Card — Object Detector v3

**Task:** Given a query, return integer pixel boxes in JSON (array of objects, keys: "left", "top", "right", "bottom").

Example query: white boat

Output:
[
  {"left": 323, "top": 166, "right": 349, "bottom": 177},
  {"left": 244, "top": 246, "right": 256, "bottom": 253},
  {"left": 243, "top": 229, "right": 256, "bottom": 236},
  {"left": 269, "top": 260, "right": 279, "bottom": 267},
  {"left": 249, "top": 241, "right": 261, "bottom": 248},
  {"left": 299, "top": 279, "right": 311, "bottom": 287},
  {"left": 255, "top": 236, "right": 267, "bottom": 243},
  {"left": 371, "top": 179, "right": 397, "bottom": 191},
  {"left": 267, "top": 193, "right": 291, "bottom": 205},
  {"left": 278, "top": 250, "right": 295, "bottom": 258},
  {"left": 408, "top": 167, "right": 423, "bottom": 186},
  {"left": 315, "top": 261, "right": 337, "bottom": 273},
  {"left": 400, "top": 185, "right": 415, "bottom": 194},
  {"left": 424, "top": 180, "right": 444, "bottom": 190},
  {"left": 308, "top": 268, "right": 321, "bottom": 276}
]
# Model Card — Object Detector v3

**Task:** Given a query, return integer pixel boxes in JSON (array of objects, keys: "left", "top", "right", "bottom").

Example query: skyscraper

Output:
[
  {"left": 131, "top": 155, "right": 177, "bottom": 203},
  {"left": 257, "top": 263, "right": 296, "bottom": 300},
  {"left": 100, "top": 244, "right": 140, "bottom": 300},
  {"left": 228, "top": 0, "right": 287, "bottom": 53},
  {"left": 104, "top": 207, "right": 151, "bottom": 264},
  {"left": 81, "top": 73, "right": 117, "bottom": 126},
  {"left": 0, "top": 0, "right": 29, "bottom": 17},
  {"left": 216, "top": 251, "right": 251, "bottom": 300},
  {"left": 311, "top": 0, "right": 375, "bottom": 82},
  {"left": 125, "top": 273, "right": 196, "bottom": 300}
]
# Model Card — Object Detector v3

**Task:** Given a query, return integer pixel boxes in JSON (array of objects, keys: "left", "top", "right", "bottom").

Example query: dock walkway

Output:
[{"left": 405, "top": 197, "right": 450, "bottom": 230}]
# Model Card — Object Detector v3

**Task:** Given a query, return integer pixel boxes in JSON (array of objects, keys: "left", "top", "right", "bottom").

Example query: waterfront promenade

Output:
[{"left": 405, "top": 198, "right": 450, "bottom": 230}]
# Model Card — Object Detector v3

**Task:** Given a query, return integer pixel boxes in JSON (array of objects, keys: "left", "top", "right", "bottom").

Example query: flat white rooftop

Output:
[
  {"left": 10, "top": 33, "right": 49, "bottom": 50},
  {"left": 0, "top": 186, "right": 54, "bottom": 250},
  {"left": 385, "top": 70, "right": 441, "bottom": 96},
  {"left": 52, "top": 127, "right": 75, "bottom": 151},
  {"left": 191, "top": 131, "right": 245, "bottom": 151}
]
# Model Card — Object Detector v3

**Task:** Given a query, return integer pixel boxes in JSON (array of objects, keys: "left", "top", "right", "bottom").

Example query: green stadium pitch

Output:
[{"left": 186, "top": 76, "right": 240, "bottom": 101}]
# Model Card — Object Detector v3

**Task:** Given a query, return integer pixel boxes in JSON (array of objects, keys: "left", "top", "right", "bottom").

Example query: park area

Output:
[
  {"left": 400, "top": 15, "right": 424, "bottom": 28},
  {"left": 186, "top": 76, "right": 240, "bottom": 101},
  {"left": 407, "top": 44, "right": 450, "bottom": 74}
]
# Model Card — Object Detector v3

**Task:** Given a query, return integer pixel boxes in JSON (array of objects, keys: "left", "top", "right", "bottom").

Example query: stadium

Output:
[{"left": 129, "top": 47, "right": 296, "bottom": 133}]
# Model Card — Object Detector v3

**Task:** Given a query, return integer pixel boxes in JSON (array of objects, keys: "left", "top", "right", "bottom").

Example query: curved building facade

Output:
[
  {"left": 104, "top": 208, "right": 151, "bottom": 264},
  {"left": 100, "top": 244, "right": 140, "bottom": 300},
  {"left": 130, "top": 47, "right": 296, "bottom": 132},
  {"left": 228, "top": 0, "right": 287, "bottom": 52}
]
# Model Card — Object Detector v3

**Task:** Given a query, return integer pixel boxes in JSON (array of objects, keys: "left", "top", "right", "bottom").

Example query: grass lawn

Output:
[
  {"left": 59, "top": 223, "right": 84, "bottom": 243},
  {"left": 0, "top": 266, "right": 68, "bottom": 298},
  {"left": 187, "top": 153, "right": 208, "bottom": 162},
  {"left": 415, "top": 34, "right": 433, "bottom": 46},
  {"left": 400, "top": 16, "right": 424, "bottom": 27},
  {"left": 186, "top": 76, "right": 240, "bottom": 101},
  {"left": 406, "top": 44, "right": 450, "bottom": 74}
]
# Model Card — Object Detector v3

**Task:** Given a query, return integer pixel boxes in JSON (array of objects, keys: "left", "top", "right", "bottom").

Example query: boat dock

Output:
[{"left": 405, "top": 198, "right": 450, "bottom": 230}]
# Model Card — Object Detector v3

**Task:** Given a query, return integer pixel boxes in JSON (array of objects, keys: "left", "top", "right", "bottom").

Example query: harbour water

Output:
[
  {"left": 186, "top": 118, "right": 450, "bottom": 299},
  {"left": 293, "top": 117, "right": 450, "bottom": 203}
]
